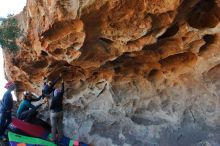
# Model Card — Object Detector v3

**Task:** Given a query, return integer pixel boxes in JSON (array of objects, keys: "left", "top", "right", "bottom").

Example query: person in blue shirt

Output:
[
  {"left": 0, "top": 81, "right": 16, "bottom": 141},
  {"left": 17, "top": 91, "right": 43, "bottom": 122}
]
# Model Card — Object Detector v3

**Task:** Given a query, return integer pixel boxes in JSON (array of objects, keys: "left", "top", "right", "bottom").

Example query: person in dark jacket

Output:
[
  {"left": 42, "top": 75, "right": 62, "bottom": 98},
  {"left": 17, "top": 91, "right": 43, "bottom": 122},
  {"left": 50, "top": 79, "right": 64, "bottom": 143},
  {"left": 0, "top": 81, "right": 16, "bottom": 141}
]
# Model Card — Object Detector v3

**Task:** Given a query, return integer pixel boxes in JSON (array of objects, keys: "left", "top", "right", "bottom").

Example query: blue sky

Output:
[{"left": 0, "top": 0, "right": 26, "bottom": 99}]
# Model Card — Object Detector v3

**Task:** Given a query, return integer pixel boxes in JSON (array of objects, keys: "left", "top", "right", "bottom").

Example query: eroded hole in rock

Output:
[
  {"left": 91, "top": 71, "right": 99, "bottom": 77},
  {"left": 196, "top": 0, "right": 215, "bottom": 12},
  {"left": 63, "top": 63, "right": 72, "bottom": 67},
  {"left": 114, "top": 67, "right": 121, "bottom": 74},
  {"left": 187, "top": 0, "right": 220, "bottom": 28},
  {"left": 148, "top": 69, "right": 159, "bottom": 77},
  {"left": 12, "top": 58, "right": 20, "bottom": 66},
  {"left": 53, "top": 48, "right": 65, "bottom": 55},
  {"left": 41, "top": 19, "right": 83, "bottom": 46},
  {"left": 46, "top": 70, "right": 64, "bottom": 81},
  {"left": 48, "top": 60, "right": 70, "bottom": 68},
  {"left": 99, "top": 37, "right": 113, "bottom": 44},
  {"left": 41, "top": 50, "right": 48, "bottom": 56},
  {"left": 42, "top": 20, "right": 73, "bottom": 39},
  {"left": 199, "top": 34, "right": 216, "bottom": 53},
  {"left": 203, "top": 34, "right": 215, "bottom": 44},
  {"left": 158, "top": 24, "right": 179, "bottom": 40},
  {"left": 32, "top": 60, "right": 48, "bottom": 68}
]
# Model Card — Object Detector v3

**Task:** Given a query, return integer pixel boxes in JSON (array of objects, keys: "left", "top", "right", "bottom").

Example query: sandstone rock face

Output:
[{"left": 3, "top": 0, "right": 220, "bottom": 145}]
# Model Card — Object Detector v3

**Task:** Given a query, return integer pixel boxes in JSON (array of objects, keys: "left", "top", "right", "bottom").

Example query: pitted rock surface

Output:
[{"left": 3, "top": 0, "right": 220, "bottom": 145}]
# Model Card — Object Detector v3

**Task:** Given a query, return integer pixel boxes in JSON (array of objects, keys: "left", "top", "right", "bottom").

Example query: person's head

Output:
[
  {"left": 4, "top": 81, "right": 16, "bottom": 91},
  {"left": 53, "top": 88, "right": 61, "bottom": 97},
  {"left": 23, "top": 91, "right": 32, "bottom": 100}
]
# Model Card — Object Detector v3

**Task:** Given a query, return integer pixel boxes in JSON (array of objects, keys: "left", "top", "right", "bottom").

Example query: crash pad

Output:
[{"left": 8, "top": 131, "right": 56, "bottom": 146}]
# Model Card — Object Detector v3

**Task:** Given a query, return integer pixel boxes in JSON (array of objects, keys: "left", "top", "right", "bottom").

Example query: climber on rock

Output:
[
  {"left": 0, "top": 81, "right": 16, "bottom": 141},
  {"left": 50, "top": 78, "right": 64, "bottom": 143},
  {"left": 42, "top": 74, "right": 62, "bottom": 99},
  {"left": 16, "top": 91, "right": 44, "bottom": 122}
]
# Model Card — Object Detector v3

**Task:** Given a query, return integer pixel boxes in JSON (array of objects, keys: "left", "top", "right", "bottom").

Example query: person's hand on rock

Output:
[{"left": 43, "top": 98, "right": 48, "bottom": 104}]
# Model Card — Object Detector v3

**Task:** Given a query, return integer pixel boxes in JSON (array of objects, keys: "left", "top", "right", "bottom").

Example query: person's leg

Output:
[
  {"left": 57, "top": 112, "right": 63, "bottom": 142},
  {"left": 2, "top": 112, "right": 11, "bottom": 131},
  {"left": 0, "top": 112, "right": 12, "bottom": 139},
  {"left": 19, "top": 110, "right": 30, "bottom": 120},
  {"left": 0, "top": 112, "right": 6, "bottom": 137},
  {"left": 50, "top": 112, "right": 57, "bottom": 141},
  {"left": 25, "top": 109, "right": 38, "bottom": 122},
  {"left": 21, "top": 109, "right": 37, "bottom": 122}
]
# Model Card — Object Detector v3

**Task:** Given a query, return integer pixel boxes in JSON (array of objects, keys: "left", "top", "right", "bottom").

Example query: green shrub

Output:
[{"left": 0, "top": 15, "right": 22, "bottom": 52}]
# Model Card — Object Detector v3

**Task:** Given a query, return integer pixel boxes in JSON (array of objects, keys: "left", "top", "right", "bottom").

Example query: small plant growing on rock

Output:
[{"left": 0, "top": 15, "right": 21, "bottom": 52}]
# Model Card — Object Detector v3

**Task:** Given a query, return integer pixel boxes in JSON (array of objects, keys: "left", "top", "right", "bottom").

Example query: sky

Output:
[
  {"left": 0, "top": 0, "right": 27, "bottom": 18},
  {"left": 0, "top": 0, "right": 26, "bottom": 99}
]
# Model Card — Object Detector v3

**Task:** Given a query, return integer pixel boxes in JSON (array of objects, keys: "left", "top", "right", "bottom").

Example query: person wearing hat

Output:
[
  {"left": 50, "top": 79, "right": 64, "bottom": 143},
  {"left": 17, "top": 91, "right": 44, "bottom": 122},
  {"left": 0, "top": 81, "right": 16, "bottom": 141}
]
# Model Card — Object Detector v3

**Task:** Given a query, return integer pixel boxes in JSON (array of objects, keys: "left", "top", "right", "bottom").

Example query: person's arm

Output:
[
  {"left": 61, "top": 80, "right": 64, "bottom": 95},
  {"left": 41, "top": 82, "right": 48, "bottom": 98},
  {"left": 1, "top": 94, "right": 7, "bottom": 110},
  {"left": 41, "top": 93, "right": 46, "bottom": 99},
  {"left": 35, "top": 98, "right": 48, "bottom": 110},
  {"left": 3, "top": 92, "right": 13, "bottom": 111},
  {"left": 51, "top": 75, "right": 61, "bottom": 87},
  {"left": 34, "top": 103, "right": 43, "bottom": 110},
  {"left": 31, "top": 95, "right": 43, "bottom": 102},
  {"left": 42, "top": 82, "right": 46, "bottom": 91},
  {"left": 26, "top": 101, "right": 36, "bottom": 109}
]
